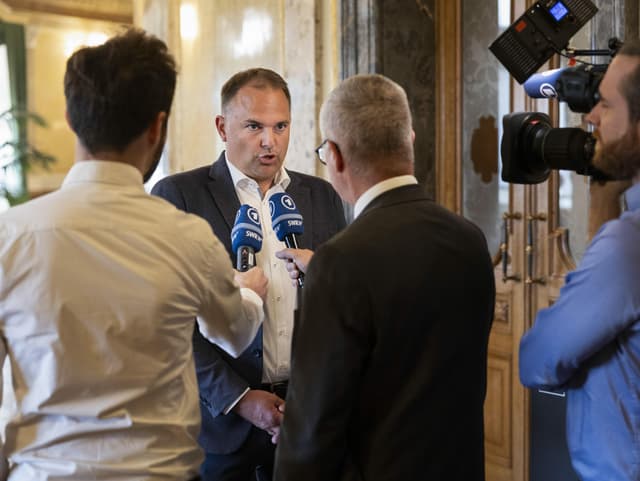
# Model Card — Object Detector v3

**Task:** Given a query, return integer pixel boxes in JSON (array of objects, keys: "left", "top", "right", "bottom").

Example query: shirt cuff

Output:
[
  {"left": 240, "top": 286, "right": 263, "bottom": 308},
  {"left": 224, "top": 387, "right": 251, "bottom": 415}
]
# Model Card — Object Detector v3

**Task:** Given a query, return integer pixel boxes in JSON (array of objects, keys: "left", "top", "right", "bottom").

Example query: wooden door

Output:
[{"left": 437, "top": 0, "right": 532, "bottom": 479}]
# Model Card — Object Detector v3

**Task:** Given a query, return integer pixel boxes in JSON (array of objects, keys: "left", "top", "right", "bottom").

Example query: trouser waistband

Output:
[{"left": 260, "top": 381, "right": 288, "bottom": 399}]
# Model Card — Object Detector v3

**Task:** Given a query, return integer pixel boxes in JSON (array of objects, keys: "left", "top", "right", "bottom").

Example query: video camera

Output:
[
  {"left": 490, "top": 0, "right": 622, "bottom": 184},
  {"left": 501, "top": 112, "right": 597, "bottom": 184}
]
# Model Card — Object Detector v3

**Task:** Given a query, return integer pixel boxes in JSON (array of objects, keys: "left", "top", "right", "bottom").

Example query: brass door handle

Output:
[
  {"left": 501, "top": 212, "right": 522, "bottom": 283},
  {"left": 525, "top": 214, "right": 547, "bottom": 285}
]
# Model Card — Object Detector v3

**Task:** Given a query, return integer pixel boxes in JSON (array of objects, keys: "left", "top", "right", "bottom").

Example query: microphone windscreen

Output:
[
  {"left": 231, "top": 205, "right": 263, "bottom": 255},
  {"left": 269, "top": 193, "right": 304, "bottom": 242},
  {"left": 523, "top": 67, "right": 566, "bottom": 99}
]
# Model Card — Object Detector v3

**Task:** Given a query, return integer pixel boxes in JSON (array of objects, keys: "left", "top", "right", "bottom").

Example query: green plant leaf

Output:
[{"left": 0, "top": 107, "right": 57, "bottom": 205}]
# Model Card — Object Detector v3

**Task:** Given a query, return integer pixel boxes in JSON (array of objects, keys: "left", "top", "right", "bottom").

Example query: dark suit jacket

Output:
[
  {"left": 151, "top": 153, "right": 346, "bottom": 454},
  {"left": 274, "top": 184, "right": 495, "bottom": 481}
]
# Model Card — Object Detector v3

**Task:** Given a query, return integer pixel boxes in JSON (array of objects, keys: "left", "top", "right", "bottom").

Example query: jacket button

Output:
[{"left": 253, "top": 349, "right": 262, "bottom": 358}]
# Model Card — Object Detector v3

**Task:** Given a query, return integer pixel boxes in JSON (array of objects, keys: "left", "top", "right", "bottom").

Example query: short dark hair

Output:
[
  {"left": 220, "top": 68, "right": 290, "bottom": 113},
  {"left": 64, "top": 28, "right": 177, "bottom": 154},
  {"left": 618, "top": 39, "right": 640, "bottom": 123}
]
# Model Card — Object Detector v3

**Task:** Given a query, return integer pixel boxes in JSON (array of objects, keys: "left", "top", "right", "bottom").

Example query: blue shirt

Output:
[{"left": 520, "top": 182, "right": 640, "bottom": 481}]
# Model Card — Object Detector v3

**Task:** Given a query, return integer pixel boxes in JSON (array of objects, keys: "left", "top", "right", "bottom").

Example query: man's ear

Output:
[
  {"left": 215, "top": 115, "right": 227, "bottom": 142},
  {"left": 331, "top": 141, "right": 345, "bottom": 173},
  {"left": 148, "top": 111, "right": 167, "bottom": 145},
  {"left": 64, "top": 110, "right": 74, "bottom": 132}
]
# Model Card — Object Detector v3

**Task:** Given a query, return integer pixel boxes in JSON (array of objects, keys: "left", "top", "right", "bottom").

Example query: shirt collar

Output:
[
  {"left": 623, "top": 182, "right": 640, "bottom": 211},
  {"left": 62, "top": 160, "right": 144, "bottom": 189},
  {"left": 224, "top": 152, "right": 290, "bottom": 193},
  {"left": 353, "top": 175, "right": 418, "bottom": 219}
]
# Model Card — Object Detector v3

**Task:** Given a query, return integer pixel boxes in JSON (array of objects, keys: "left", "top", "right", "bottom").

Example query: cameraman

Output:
[{"left": 519, "top": 40, "right": 640, "bottom": 481}]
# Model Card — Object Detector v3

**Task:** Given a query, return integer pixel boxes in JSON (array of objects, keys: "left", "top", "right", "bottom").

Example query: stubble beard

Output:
[{"left": 592, "top": 127, "right": 640, "bottom": 181}]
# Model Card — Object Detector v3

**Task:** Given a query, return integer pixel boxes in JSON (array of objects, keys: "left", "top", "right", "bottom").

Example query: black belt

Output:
[{"left": 260, "top": 381, "right": 288, "bottom": 399}]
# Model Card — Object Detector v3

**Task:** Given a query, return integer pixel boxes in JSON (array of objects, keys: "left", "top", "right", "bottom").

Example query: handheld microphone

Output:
[
  {"left": 269, "top": 192, "right": 304, "bottom": 287},
  {"left": 231, "top": 205, "right": 263, "bottom": 272},
  {"left": 523, "top": 67, "right": 566, "bottom": 99}
]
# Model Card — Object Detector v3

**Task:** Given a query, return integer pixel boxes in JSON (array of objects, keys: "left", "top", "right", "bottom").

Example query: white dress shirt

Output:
[
  {"left": 353, "top": 175, "right": 419, "bottom": 218},
  {"left": 0, "top": 160, "right": 263, "bottom": 480},
  {"left": 226, "top": 156, "right": 296, "bottom": 383}
]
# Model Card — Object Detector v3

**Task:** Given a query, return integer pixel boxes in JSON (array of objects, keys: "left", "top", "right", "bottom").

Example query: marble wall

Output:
[
  {"left": 135, "top": 0, "right": 339, "bottom": 182},
  {"left": 339, "top": 0, "right": 436, "bottom": 197},
  {"left": 378, "top": 0, "right": 436, "bottom": 193}
]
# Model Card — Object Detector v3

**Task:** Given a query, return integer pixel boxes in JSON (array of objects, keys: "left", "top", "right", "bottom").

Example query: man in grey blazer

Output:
[
  {"left": 274, "top": 74, "right": 495, "bottom": 481},
  {"left": 152, "top": 68, "right": 345, "bottom": 481}
]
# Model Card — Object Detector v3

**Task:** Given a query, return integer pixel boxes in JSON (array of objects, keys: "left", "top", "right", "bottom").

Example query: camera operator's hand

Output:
[{"left": 588, "top": 179, "right": 632, "bottom": 239}]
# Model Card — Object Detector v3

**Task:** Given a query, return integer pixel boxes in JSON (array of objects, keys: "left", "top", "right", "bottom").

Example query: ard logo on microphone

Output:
[
  {"left": 234, "top": 206, "right": 260, "bottom": 225},
  {"left": 269, "top": 194, "right": 296, "bottom": 217},
  {"left": 280, "top": 195, "right": 295, "bottom": 210},
  {"left": 247, "top": 207, "right": 260, "bottom": 225}
]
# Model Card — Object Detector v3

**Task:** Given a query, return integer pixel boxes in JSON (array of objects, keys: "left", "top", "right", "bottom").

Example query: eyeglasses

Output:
[{"left": 314, "top": 139, "right": 330, "bottom": 165}]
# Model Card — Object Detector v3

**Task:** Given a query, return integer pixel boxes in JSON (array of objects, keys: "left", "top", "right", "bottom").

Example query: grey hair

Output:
[{"left": 320, "top": 74, "right": 414, "bottom": 174}]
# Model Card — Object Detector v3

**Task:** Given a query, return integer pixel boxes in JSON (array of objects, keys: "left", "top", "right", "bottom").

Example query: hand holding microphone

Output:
[
  {"left": 231, "top": 205, "right": 268, "bottom": 300},
  {"left": 275, "top": 248, "right": 313, "bottom": 286},
  {"left": 269, "top": 192, "right": 305, "bottom": 288},
  {"left": 231, "top": 205, "right": 263, "bottom": 272}
]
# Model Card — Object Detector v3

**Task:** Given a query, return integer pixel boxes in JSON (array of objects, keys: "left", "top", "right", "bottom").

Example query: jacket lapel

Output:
[
  {"left": 285, "top": 172, "right": 312, "bottom": 248},
  {"left": 207, "top": 152, "right": 241, "bottom": 231}
]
